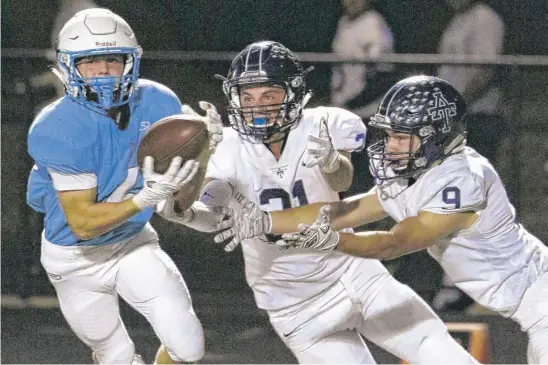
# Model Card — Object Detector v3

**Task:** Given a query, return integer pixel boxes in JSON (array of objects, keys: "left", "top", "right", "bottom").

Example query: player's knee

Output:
[
  {"left": 165, "top": 335, "right": 204, "bottom": 363},
  {"left": 160, "top": 310, "right": 205, "bottom": 362},
  {"left": 86, "top": 320, "right": 136, "bottom": 364}
]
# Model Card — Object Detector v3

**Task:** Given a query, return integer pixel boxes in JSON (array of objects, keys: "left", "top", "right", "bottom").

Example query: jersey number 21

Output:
[{"left": 260, "top": 179, "right": 308, "bottom": 209}]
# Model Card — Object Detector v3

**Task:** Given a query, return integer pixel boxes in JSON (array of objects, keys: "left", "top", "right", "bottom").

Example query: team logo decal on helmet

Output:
[{"left": 427, "top": 92, "right": 457, "bottom": 133}]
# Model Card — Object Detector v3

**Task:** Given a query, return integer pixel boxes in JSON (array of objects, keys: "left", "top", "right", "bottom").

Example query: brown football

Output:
[
  {"left": 137, "top": 115, "right": 208, "bottom": 174},
  {"left": 137, "top": 115, "right": 209, "bottom": 213}
]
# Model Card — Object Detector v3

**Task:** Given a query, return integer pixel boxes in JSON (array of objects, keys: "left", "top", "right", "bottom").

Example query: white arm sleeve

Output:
[{"left": 48, "top": 169, "right": 97, "bottom": 191}]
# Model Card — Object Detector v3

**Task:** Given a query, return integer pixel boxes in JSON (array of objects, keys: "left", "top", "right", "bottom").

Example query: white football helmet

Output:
[{"left": 55, "top": 8, "right": 142, "bottom": 109}]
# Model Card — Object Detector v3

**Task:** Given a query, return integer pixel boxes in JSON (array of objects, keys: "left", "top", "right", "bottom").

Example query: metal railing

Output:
[{"left": 3, "top": 48, "right": 548, "bottom": 66}]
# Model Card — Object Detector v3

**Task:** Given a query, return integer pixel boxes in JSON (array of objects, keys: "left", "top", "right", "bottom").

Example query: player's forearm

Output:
[
  {"left": 269, "top": 202, "right": 327, "bottom": 234},
  {"left": 321, "top": 154, "right": 353, "bottom": 192},
  {"left": 331, "top": 192, "right": 388, "bottom": 229},
  {"left": 336, "top": 213, "right": 443, "bottom": 260},
  {"left": 336, "top": 231, "right": 411, "bottom": 261},
  {"left": 270, "top": 193, "right": 385, "bottom": 235},
  {"left": 69, "top": 199, "right": 142, "bottom": 240}
]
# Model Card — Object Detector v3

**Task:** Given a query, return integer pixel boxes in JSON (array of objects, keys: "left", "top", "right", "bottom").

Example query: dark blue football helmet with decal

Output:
[
  {"left": 216, "top": 41, "right": 313, "bottom": 143},
  {"left": 367, "top": 75, "right": 467, "bottom": 182}
]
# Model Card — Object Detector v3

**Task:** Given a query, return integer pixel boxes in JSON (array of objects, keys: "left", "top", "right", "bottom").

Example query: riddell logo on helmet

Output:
[{"left": 96, "top": 41, "right": 117, "bottom": 47}]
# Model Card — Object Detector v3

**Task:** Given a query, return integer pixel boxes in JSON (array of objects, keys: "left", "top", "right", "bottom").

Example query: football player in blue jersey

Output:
[{"left": 26, "top": 8, "right": 224, "bottom": 364}]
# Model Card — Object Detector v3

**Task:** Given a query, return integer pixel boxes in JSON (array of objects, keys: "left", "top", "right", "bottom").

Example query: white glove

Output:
[
  {"left": 276, "top": 205, "right": 340, "bottom": 251},
  {"left": 181, "top": 101, "right": 223, "bottom": 151},
  {"left": 132, "top": 156, "right": 199, "bottom": 210},
  {"left": 156, "top": 196, "right": 233, "bottom": 233},
  {"left": 214, "top": 192, "right": 272, "bottom": 252},
  {"left": 303, "top": 115, "right": 341, "bottom": 173}
]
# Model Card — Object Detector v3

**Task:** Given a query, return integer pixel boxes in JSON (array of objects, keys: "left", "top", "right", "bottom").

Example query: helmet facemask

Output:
[
  {"left": 55, "top": 8, "right": 142, "bottom": 111},
  {"left": 368, "top": 114, "right": 466, "bottom": 182},
  {"left": 224, "top": 76, "right": 310, "bottom": 144},
  {"left": 368, "top": 116, "right": 429, "bottom": 182},
  {"left": 57, "top": 47, "right": 141, "bottom": 110}
]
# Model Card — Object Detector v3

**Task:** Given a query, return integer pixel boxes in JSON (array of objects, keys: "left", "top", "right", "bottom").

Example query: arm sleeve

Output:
[
  {"left": 48, "top": 170, "right": 97, "bottom": 191},
  {"left": 420, "top": 174, "right": 486, "bottom": 214}
]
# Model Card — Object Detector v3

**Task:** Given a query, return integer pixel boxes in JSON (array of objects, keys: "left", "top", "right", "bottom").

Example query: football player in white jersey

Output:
[
  {"left": 164, "top": 41, "right": 477, "bottom": 364},
  {"left": 222, "top": 75, "right": 548, "bottom": 364}
]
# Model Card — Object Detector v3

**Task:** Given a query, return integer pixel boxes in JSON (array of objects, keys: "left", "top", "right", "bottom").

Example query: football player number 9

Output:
[{"left": 442, "top": 186, "right": 461, "bottom": 209}]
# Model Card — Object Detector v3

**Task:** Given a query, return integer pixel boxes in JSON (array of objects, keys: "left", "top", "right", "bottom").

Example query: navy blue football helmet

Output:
[
  {"left": 216, "top": 41, "right": 313, "bottom": 143},
  {"left": 367, "top": 75, "right": 467, "bottom": 182}
]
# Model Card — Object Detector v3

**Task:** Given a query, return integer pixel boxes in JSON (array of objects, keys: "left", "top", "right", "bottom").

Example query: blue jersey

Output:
[{"left": 27, "top": 79, "right": 183, "bottom": 246}]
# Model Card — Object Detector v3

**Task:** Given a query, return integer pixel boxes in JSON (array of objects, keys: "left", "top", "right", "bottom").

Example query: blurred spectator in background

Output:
[
  {"left": 434, "top": 0, "right": 505, "bottom": 313},
  {"left": 437, "top": 0, "right": 505, "bottom": 162},
  {"left": 30, "top": 0, "right": 98, "bottom": 112},
  {"left": 330, "top": 0, "right": 397, "bottom": 120}
]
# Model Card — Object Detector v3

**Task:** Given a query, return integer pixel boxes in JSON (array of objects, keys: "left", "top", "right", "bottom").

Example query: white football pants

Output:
[
  {"left": 41, "top": 223, "right": 204, "bottom": 364},
  {"left": 267, "top": 258, "right": 478, "bottom": 364},
  {"left": 511, "top": 272, "right": 548, "bottom": 364}
]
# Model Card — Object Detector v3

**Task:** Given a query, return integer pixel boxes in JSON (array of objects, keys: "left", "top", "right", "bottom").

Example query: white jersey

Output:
[
  {"left": 207, "top": 107, "right": 368, "bottom": 310},
  {"left": 376, "top": 147, "right": 548, "bottom": 316}
]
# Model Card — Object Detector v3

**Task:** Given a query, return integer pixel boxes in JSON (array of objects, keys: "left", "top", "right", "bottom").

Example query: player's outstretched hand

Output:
[
  {"left": 181, "top": 101, "right": 223, "bottom": 151},
  {"left": 303, "top": 115, "right": 340, "bottom": 173},
  {"left": 214, "top": 192, "right": 272, "bottom": 252},
  {"left": 133, "top": 156, "right": 199, "bottom": 210},
  {"left": 276, "top": 205, "right": 339, "bottom": 251}
]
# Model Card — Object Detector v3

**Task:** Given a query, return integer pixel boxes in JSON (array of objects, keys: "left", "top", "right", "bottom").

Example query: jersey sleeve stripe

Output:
[{"left": 48, "top": 170, "right": 98, "bottom": 191}]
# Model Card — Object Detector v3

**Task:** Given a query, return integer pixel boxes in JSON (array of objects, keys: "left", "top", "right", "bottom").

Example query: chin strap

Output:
[
  {"left": 445, "top": 134, "right": 467, "bottom": 155},
  {"left": 108, "top": 102, "right": 131, "bottom": 130}
]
